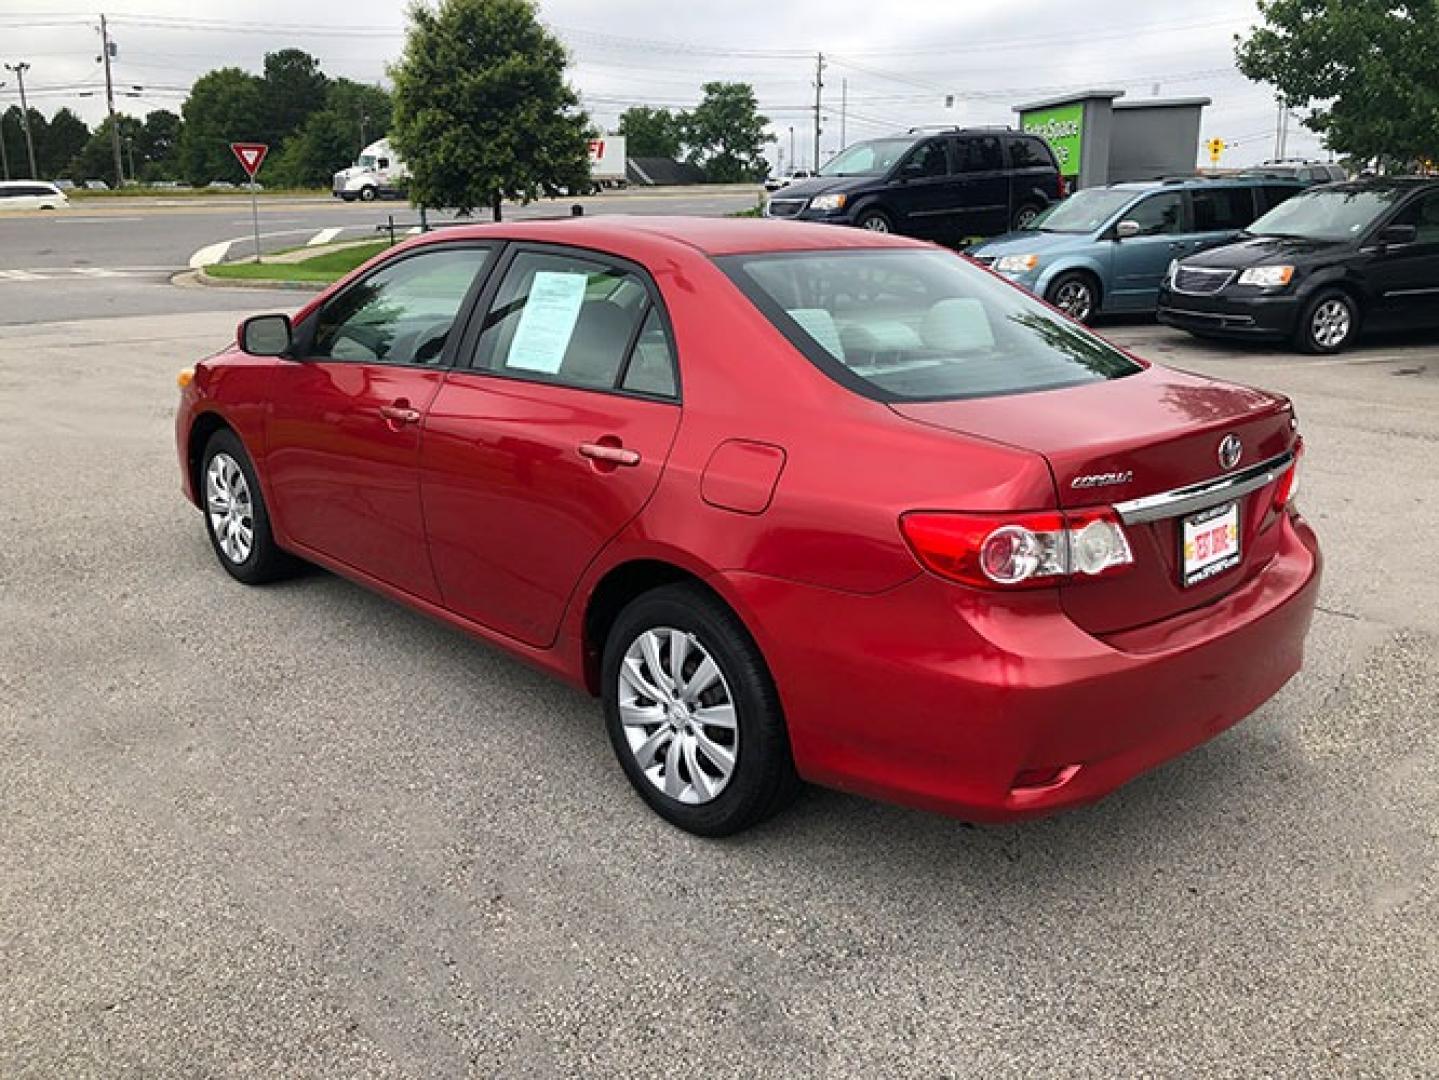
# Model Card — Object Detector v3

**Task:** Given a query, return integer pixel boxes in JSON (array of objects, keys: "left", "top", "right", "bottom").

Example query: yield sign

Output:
[{"left": 230, "top": 142, "right": 269, "bottom": 179}]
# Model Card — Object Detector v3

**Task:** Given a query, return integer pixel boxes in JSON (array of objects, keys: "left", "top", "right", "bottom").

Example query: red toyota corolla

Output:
[{"left": 176, "top": 216, "right": 1320, "bottom": 835}]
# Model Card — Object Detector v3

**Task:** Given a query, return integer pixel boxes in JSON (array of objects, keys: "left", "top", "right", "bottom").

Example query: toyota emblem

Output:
[{"left": 1218, "top": 434, "right": 1243, "bottom": 470}]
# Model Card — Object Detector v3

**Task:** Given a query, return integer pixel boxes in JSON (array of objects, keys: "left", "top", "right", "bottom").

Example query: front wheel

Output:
[
  {"left": 1046, "top": 271, "right": 1100, "bottom": 323},
  {"left": 855, "top": 208, "right": 893, "bottom": 233},
  {"left": 601, "top": 584, "right": 799, "bottom": 836},
  {"left": 200, "top": 429, "right": 293, "bottom": 585},
  {"left": 1295, "top": 288, "right": 1359, "bottom": 354},
  {"left": 358, "top": 186, "right": 378, "bottom": 202}
]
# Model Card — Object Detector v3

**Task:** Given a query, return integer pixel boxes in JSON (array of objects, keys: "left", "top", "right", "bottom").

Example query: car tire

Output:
[
  {"left": 1045, "top": 270, "right": 1100, "bottom": 324},
  {"left": 855, "top": 208, "right": 893, "bottom": 233},
  {"left": 358, "top": 186, "right": 378, "bottom": 202},
  {"left": 200, "top": 429, "right": 293, "bottom": 585},
  {"left": 1012, "top": 203, "right": 1043, "bottom": 230},
  {"left": 1295, "top": 288, "right": 1359, "bottom": 354},
  {"left": 601, "top": 583, "right": 800, "bottom": 836}
]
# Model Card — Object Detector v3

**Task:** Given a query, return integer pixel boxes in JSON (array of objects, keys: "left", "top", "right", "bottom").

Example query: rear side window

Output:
[
  {"left": 954, "top": 136, "right": 1004, "bottom": 173},
  {"left": 1006, "top": 137, "right": 1051, "bottom": 169},
  {"left": 718, "top": 249, "right": 1140, "bottom": 402},
  {"left": 474, "top": 250, "right": 677, "bottom": 397},
  {"left": 1191, "top": 187, "right": 1256, "bottom": 231}
]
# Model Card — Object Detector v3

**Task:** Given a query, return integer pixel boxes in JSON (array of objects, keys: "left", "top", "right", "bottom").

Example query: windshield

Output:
[
  {"left": 819, "top": 138, "right": 916, "bottom": 177},
  {"left": 359, "top": 154, "right": 377, "bottom": 168},
  {"left": 1028, "top": 189, "right": 1138, "bottom": 233},
  {"left": 1248, "top": 187, "right": 1404, "bottom": 241},
  {"left": 718, "top": 249, "right": 1141, "bottom": 402}
]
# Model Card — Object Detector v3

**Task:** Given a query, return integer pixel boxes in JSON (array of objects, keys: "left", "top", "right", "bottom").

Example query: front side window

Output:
[
  {"left": 1191, "top": 188, "right": 1256, "bottom": 231},
  {"left": 474, "top": 250, "right": 676, "bottom": 396},
  {"left": 1391, "top": 191, "right": 1439, "bottom": 245},
  {"left": 719, "top": 249, "right": 1140, "bottom": 402},
  {"left": 819, "top": 138, "right": 916, "bottom": 177},
  {"left": 1126, "top": 192, "right": 1184, "bottom": 236},
  {"left": 954, "top": 136, "right": 1004, "bottom": 173},
  {"left": 899, "top": 140, "right": 949, "bottom": 179},
  {"left": 310, "top": 246, "right": 491, "bottom": 365}
]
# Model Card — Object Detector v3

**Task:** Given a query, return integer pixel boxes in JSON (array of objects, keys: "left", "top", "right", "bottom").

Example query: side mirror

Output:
[
  {"left": 1114, "top": 220, "right": 1142, "bottom": 239},
  {"left": 1377, "top": 224, "right": 1417, "bottom": 248},
  {"left": 239, "top": 313, "right": 293, "bottom": 357}
]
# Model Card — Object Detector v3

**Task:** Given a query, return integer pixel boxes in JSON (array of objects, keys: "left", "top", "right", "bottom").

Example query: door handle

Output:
[
  {"left": 579, "top": 441, "right": 641, "bottom": 467},
  {"left": 379, "top": 403, "right": 422, "bottom": 425}
]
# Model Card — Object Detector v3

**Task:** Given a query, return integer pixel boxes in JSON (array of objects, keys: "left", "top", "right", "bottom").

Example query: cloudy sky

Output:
[{"left": 0, "top": 0, "right": 1326, "bottom": 168}]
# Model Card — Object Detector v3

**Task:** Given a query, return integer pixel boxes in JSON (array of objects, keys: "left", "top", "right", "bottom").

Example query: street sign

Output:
[
  {"left": 1207, "top": 137, "right": 1226, "bottom": 166},
  {"left": 230, "top": 141, "right": 268, "bottom": 178},
  {"left": 229, "top": 142, "right": 269, "bottom": 264}
]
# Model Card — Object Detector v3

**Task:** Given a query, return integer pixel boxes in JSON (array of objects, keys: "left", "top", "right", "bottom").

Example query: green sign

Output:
[{"left": 1021, "top": 103, "right": 1084, "bottom": 175}]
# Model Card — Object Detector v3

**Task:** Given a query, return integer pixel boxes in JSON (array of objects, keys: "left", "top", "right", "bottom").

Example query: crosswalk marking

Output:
[
  {"left": 0, "top": 268, "right": 149, "bottom": 283},
  {"left": 0, "top": 269, "right": 44, "bottom": 281},
  {"left": 307, "top": 227, "right": 343, "bottom": 246}
]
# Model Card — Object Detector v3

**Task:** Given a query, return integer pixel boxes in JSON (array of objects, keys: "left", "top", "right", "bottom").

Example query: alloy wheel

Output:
[
  {"left": 206, "top": 452, "right": 254, "bottom": 564},
  {"left": 1014, "top": 206, "right": 1039, "bottom": 229},
  {"left": 1311, "top": 298, "right": 1352, "bottom": 349},
  {"left": 617, "top": 627, "right": 738, "bottom": 805},
  {"left": 1053, "top": 280, "right": 1094, "bottom": 321},
  {"left": 860, "top": 215, "right": 890, "bottom": 233}
]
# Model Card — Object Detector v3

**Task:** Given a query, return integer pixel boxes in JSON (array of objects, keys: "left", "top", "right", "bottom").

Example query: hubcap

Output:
[
  {"left": 618, "top": 628, "right": 738, "bottom": 805},
  {"left": 205, "top": 453, "right": 254, "bottom": 564},
  {"left": 1312, "top": 299, "right": 1351, "bottom": 348},
  {"left": 1054, "top": 280, "right": 1093, "bottom": 321},
  {"left": 1015, "top": 207, "right": 1038, "bottom": 229},
  {"left": 861, "top": 215, "right": 889, "bottom": 232}
]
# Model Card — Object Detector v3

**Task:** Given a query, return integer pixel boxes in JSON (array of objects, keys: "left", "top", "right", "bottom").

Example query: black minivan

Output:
[
  {"left": 1158, "top": 178, "right": 1439, "bottom": 353},
  {"left": 764, "top": 127, "right": 1064, "bottom": 242}
]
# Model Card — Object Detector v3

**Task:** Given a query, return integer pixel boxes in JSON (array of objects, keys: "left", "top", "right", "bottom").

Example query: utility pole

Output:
[
  {"left": 0, "top": 81, "right": 10, "bottom": 181},
  {"left": 4, "top": 63, "right": 37, "bottom": 179},
  {"left": 359, "top": 111, "right": 369, "bottom": 153},
  {"left": 812, "top": 52, "right": 825, "bottom": 171},
  {"left": 788, "top": 126, "right": 795, "bottom": 172},
  {"left": 99, "top": 15, "right": 125, "bottom": 188},
  {"left": 840, "top": 77, "right": 847, "bottom": 152}
]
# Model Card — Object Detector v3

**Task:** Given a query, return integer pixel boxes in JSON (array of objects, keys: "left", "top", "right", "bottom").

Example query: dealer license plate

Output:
[{"left": 1181, "top": 501, "right": 1241, "bottom": 587}]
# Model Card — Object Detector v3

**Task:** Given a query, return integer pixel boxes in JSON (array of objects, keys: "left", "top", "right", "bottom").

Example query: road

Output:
[
  {"left": 1, "top": 275, "right": 1436, "bottom": 1075},
  {"left": 0, "top": 187, "right": 759, "bottom": 324}
]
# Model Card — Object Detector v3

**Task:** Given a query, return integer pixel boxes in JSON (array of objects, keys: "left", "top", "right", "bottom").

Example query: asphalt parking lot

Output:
[{"left": 2, "top": 272, "right": 1437, "bottom": 1074}]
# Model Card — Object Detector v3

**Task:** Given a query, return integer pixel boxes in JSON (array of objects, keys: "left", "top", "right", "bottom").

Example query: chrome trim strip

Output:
[
  {"left": 1113, "top": 450, "right": 1294, "bottom": 525},
  {"left": 1172, "top": 267, "right": 1236, "bottom": 296},
  {"left": 1385, "top": 286, "right": 1439, "bottom": 297}
]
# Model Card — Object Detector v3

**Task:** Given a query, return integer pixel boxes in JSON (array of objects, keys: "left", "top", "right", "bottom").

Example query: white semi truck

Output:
[
  {"left": 588, "top": 136, "right": 627, "bottom": 189},
  {"left": 332, "top": 138, "right": 409, "bottom": 202}
]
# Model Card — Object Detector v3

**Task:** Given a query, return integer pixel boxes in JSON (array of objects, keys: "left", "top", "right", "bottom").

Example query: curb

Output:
[{"left": 176, "top": 268, "right": 327, "bottom": 293}]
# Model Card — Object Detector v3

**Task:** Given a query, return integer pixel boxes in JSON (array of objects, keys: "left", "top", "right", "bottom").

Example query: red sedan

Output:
[{"left": 176, "top": 216, "right": 1320, "bottom": 836}]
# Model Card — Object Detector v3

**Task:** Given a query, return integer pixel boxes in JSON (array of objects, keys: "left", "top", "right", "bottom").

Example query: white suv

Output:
[{"left": 0, "top": 181, "right": 69, "bottom": 210}]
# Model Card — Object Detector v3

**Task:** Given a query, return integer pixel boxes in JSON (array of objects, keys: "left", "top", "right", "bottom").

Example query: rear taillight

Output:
[
  {"left": 1273, "top": 439, "right": 1303, "bottom": 511},
  {"left": 900, "top": 507, "right": 1133, "bottom": 590},
  {"left": 1057, "top": 175, "right": 1069, "bottom": 199}
]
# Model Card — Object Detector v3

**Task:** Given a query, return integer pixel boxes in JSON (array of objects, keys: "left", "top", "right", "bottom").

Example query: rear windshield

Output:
[
  {"left": 1248, "top": 187, "right": 1406, "bottom": 241},
  {"left": 1028, "top": 188, "right": 1136, "bottom": 233},
  {"left": 717, "top": 249, "right": 1141, "bottom": 402}
]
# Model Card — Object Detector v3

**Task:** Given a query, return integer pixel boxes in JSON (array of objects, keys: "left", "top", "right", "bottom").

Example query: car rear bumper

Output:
[
  {"left": 722, "top": 512, "right": 1321, "bottom": 822},
  {"left": 1157, "top": 286, "right": 1301, "bottom": 339}
]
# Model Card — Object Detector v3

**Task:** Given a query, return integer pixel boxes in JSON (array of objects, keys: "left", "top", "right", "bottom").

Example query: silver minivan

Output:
[{"left": 0, "top": 181, "right": 69, "bottom": 211}]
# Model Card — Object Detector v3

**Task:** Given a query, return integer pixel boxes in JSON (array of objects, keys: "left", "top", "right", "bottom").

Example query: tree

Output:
[
  {"left": 2, "top": 108, "right": 48, "bottom": 178},
  {"left": 617, "top": 106, "right": 683, "bottom": 159},
  {"left": 262, "top": 48, "right": 329, "bottom": 148},
  {"left": 177, "top": 67, "right": 266, "bottom": 185},
  {"left": 70, "top": 114, "right": 142, "bottom": 182},
  {"left": 269, "top": 81, "right": 394, "bottom": 188},
  {"left": 1236, "top": 0, "right": 1439, "bottom": 168},
  {"left": 40, "top": 108, "right": 88, "bottom": 179},
  {"left": 391, "top": 0, "right": 592, "bottom": 219},
  {"left": 136, "top": 110, "right": 183, "bottom": 177},
  {"left": 681, "top": 82, "right": 773, "bottom": 182}
]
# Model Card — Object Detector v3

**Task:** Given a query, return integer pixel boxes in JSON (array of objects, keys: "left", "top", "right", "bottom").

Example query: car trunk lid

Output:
[{"left": 890, "top": 366, "right": 1297, "bottom": 634}]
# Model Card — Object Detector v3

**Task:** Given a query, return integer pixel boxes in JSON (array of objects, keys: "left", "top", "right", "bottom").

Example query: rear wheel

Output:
[
  {"left": 200, "top": 429, "right": 292, "bottom": 585},
  {"left": 1295, "top": 288, "right": 1358, "bottom": 354},
  {"left": 1046, "top": 271, "right": 1100, "bottom": 323},
  {"left": 855, "top": 208, "right": 893, "bottom": 233},
  {"left": 601, "top": 584, "right": 799, "bottom": 836}
]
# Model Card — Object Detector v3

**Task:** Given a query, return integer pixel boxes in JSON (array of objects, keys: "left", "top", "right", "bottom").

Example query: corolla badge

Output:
[
  {"left": 1071, "top": 470, "right": 1133, "bottom": 489},
  {"left": 1218, "top": 434, "right": 1243, "bottom": 470}
]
